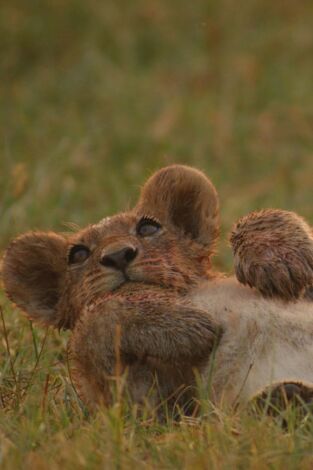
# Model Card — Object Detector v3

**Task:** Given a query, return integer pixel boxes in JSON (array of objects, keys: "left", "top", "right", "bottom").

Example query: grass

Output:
[{"left": 0, "top": 0, "right": 313, "bottom": 467}]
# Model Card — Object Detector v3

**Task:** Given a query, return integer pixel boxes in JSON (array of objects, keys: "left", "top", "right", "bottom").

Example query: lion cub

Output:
[{"left": 2, "top": 165, "right": 313, "bottom": 412}]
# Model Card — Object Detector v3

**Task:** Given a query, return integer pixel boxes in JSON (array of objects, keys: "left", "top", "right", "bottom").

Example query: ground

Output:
[{"left": 0, "top": 0, "right": 313, "bottom": 468}]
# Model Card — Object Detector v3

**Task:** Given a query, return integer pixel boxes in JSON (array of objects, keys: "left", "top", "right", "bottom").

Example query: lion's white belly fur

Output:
[{"left": 190, "top": 277, "right": 313, "bottom": 404}]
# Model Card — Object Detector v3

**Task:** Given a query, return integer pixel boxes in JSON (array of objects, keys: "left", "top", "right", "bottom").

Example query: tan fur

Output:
[
  {"left": 1, "top": 164, "right": 313, "bottom": 412},
  {"left": 230, "top": 209, "right": 313, "bottom": 300},
  {"left": 191, "top": 278, "right": 313, "bottom": 404}
]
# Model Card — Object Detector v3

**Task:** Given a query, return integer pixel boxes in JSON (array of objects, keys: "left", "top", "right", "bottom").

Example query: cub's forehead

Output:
[{"left": 69, "top": 213, "right": 138, "bottom": 246}]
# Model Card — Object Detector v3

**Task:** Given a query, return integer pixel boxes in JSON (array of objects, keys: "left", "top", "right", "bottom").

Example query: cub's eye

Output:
[
  {"left": 136, "top": 217, "right": 162, "bottom": 237},
  {"left": 68, "top": 244, "right": 90, "bottom": 264}
]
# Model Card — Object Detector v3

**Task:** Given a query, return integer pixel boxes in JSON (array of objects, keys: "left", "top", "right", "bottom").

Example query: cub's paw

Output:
[
  {"left": 230, "top": 209, "right": 313, "bottom": 300},
  {"left": 249, "top": 381, "right": 313, "bottom": 428}
]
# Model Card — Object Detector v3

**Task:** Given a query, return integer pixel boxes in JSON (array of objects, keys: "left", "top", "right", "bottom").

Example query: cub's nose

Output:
[{"left": 100, "top": 246, "right": 138, "bottom": 271}]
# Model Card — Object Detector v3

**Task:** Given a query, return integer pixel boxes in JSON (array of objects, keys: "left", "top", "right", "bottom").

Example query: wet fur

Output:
[{"left": 2, "top": 164, "right": 313, "bottom": 411}]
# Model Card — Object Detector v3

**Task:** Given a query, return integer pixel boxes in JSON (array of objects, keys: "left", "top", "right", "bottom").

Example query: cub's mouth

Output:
[
  {"left": 109, "top": 278, "right": 165, "bottom": 297},
  {"left": 108, "top": 265, "right": 162, "bottom": 292}
]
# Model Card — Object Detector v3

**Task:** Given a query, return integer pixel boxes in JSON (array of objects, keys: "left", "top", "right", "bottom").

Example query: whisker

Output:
[
  {"left": 131, "top": 267, "right": 163, "bottom": 273},
  {"left": 85, "top": 271, "right": 112, "bottom": 282},
  {"left": 132, "top": 258, "right": 164, "bottom": 266}
]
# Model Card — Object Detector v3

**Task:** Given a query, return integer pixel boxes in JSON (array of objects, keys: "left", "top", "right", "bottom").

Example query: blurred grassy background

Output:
[
  {"left": 1, "top": 1, "right": 313, "bottom": 468},
  {"left": 1, "top": 0, "right": 312, "bottom": 270}
]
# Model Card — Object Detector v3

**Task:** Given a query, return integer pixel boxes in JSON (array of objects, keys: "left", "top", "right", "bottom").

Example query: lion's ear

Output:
[
  {"left": 135, "top": 165, "right": 219, "bottom": 249},
  {"left": 2, "top": 232, "right": 68, "bottom": 327}
]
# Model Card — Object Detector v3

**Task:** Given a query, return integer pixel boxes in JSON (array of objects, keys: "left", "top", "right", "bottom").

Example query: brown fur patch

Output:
[
  {"left": 230, "top": 209, "right": 313, "bottom": 300},
  {"left": 1, "top": 165, "right": 312, "bottom": 412},
  {"left": 2, "top": 232, "right": 68, "bottom": 327},
  {"left": 135, "top": 164, "right": 220, "bottom": 249}
]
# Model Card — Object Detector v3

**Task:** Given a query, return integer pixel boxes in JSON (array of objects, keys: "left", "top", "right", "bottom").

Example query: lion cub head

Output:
[{"left": 2, "top": 165, "right": 219, "bottom": 330}]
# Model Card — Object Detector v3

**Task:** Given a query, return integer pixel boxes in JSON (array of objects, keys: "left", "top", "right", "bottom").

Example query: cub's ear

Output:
[
  {"left": 2, "top": 232, "right": 68, "bottom": 327},
  {"left": 135, "top": 165, "right": 219, "bottom": 248},
  {"left": 230, "top": 209, "right": 313, "bottom": 300}
]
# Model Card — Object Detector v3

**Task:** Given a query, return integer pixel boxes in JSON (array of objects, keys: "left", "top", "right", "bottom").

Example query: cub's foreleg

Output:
[
  {"left": 230, "top": 209, "right": 313, "bottom": 300},
  {"left": 69, "top": 293, "right": 221, "bottom": 408}
]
